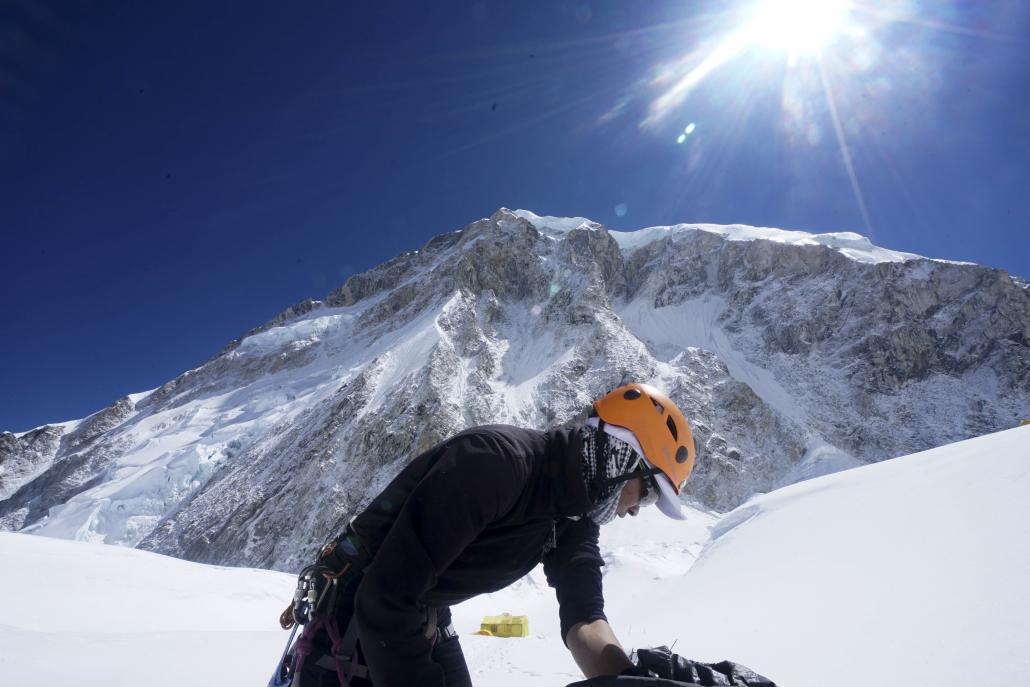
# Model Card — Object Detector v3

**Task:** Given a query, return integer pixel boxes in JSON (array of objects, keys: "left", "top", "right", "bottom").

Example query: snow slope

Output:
[
  {"left": 617, "top": 425, "right": 1030, "bottom": 686},
  {"left": 0, "top": 532, "right": 294, "bottom": 686},
  {"left": 2, "top": 426, "right": 1026, "bottom": 686}
]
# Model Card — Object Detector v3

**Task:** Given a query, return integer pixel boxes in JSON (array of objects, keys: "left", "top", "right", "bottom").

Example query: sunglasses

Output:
[{"left": 635, "top": 462, "right": 661, "bottom": 508}]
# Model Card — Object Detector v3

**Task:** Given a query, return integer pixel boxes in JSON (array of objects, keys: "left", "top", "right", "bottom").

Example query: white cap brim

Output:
[
  {"left": 586, "top": 417, "right": 688, "bottom": 521},
  {"left": 647, "top": 463, "right": 689, "bottom": 520}
]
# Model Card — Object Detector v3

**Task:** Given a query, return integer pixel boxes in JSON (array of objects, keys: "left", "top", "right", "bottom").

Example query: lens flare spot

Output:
[
  {"left": 685, "top": 122, "right": 696, "bottom": 134},
  {"left": 676, "top": 133, "right": 687, "bottom": 144},
  {"left": 549, "top": 283, "right": 561, "bottom": 296},
  {"left": 614, "top": 203, "right": 628, "bottom": 217}
]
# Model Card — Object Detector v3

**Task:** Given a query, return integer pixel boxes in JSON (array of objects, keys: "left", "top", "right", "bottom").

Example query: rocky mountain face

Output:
[{"left": 2, "top": 208, "right": 1027, "bottom": 571}]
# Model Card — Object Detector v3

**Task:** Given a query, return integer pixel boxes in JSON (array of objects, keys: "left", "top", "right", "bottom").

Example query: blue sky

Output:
[{"left": 2, "top": 0, "right": 1028, "bottom": 432}]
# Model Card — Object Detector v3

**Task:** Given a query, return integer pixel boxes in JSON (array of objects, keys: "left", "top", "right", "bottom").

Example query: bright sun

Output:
[
  {"left": 745, "top": 0, "right": 851, "bottom": 54},
  {"left": 632, "top": 0, "right": 971, "bottom": 237}
]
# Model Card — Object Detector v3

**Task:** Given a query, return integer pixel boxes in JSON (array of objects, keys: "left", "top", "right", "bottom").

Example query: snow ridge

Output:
[{"left": 514, "top": 208, "right": 925, "bottom": 263}]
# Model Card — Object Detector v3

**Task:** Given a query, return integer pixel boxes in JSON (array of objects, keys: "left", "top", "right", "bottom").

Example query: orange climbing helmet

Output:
[{"left": 592, "top": 383, "right": 697, "bottom": 495}]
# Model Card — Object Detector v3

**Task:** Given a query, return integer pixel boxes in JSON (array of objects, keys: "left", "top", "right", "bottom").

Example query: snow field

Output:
[
  {"left": 4, "top": 426, "right": 1027, "bottom": 686},
  {"left": 0, "top": 532, "right": 294, "bottom": 685},
  {"left": 626, "top": 425, "right": 1030, "bottom": 686}
]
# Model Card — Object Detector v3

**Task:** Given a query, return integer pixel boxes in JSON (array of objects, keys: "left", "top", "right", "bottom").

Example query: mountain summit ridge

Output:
[
  {"left": 513, "top": 208, "right": 937, "bottom": 264},
  {"left": 2, "top": 208, "right": 1027, "bottom": 570}
]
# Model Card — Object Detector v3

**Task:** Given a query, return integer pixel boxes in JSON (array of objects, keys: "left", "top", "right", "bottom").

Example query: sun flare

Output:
[
  {"left": 623, "top": 0, "right": 998, "bottom": 240},
  {"left": 744, "top": 0, "right": 851, "bottom": 54}
]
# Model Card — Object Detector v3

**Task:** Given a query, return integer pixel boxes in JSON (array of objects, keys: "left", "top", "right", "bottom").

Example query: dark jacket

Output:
[{"left": 351, "top": 424, "right": 607, "bottom": 687}]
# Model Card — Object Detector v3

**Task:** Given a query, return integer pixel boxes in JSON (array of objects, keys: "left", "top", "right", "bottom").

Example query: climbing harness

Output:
[{"left": 268, "top": 529, "right": 367, "bottom": 687}]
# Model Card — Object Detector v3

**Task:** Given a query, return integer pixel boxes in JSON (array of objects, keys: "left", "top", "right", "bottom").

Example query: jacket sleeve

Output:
[
  {"left": 354, "top": 433, "right": 525, "bottom": 687},
  {"left": 542, "top": 516, "right": 608, "bottom": 645}
]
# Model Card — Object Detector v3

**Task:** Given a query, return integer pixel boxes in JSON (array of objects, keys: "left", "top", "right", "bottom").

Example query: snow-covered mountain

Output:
[
  {"left": 1, "top": 208, "right": 1027, "bottom": 570},
  {"left": 2, "top": 426, "right": 1026, "bottom": 687}
]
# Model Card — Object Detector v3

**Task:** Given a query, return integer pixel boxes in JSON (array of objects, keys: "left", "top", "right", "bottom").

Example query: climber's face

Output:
[{"left": 616, "top": 477, "right": 645, "bottom": 518}]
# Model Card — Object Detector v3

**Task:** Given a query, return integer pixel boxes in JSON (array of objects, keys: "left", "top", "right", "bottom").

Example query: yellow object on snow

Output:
[
  {"left": 478, "top": 613, "right": 529, "bottom": 638},
  {"left": 1020, "top": 419, "right": 1030, "bottom": 427}
]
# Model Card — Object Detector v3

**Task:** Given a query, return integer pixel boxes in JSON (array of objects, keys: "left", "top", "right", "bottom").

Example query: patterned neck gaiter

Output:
[{"left": 579, "top": 424, "right": 641, "bottom": 526}]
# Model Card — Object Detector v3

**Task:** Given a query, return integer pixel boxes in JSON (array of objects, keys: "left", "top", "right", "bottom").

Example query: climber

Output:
[{"left": 271, "top": 382, "right": 699, "bottom": 687}]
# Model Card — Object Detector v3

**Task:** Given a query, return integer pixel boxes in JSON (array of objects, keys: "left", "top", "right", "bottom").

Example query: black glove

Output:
[{"left": 633, "top": 645, "right": 777, "bottom": 686}]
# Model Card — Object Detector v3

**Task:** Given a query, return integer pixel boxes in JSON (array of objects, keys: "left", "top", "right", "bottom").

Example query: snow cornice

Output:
[{"left": 513, "top": 207, "right": 929, "bottom": 265}]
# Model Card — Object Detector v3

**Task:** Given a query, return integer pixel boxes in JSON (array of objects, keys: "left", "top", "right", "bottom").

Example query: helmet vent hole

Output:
[
  {"left": 675, "top": 446, "right": 689, "bottom": 464},
  {"left": 623, "top": 388, "right": 642, "bottom": 400},
  {"left": 651, "top": 400, "right": 665, "bottom": 414},
  {"left": 666, "top": 416, "right": 678, "bottom": 441}
]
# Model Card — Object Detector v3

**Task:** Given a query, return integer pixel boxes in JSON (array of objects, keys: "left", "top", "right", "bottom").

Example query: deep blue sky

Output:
[{"left": 2, "top": 0, "right": 1028, "bottom": 433}]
